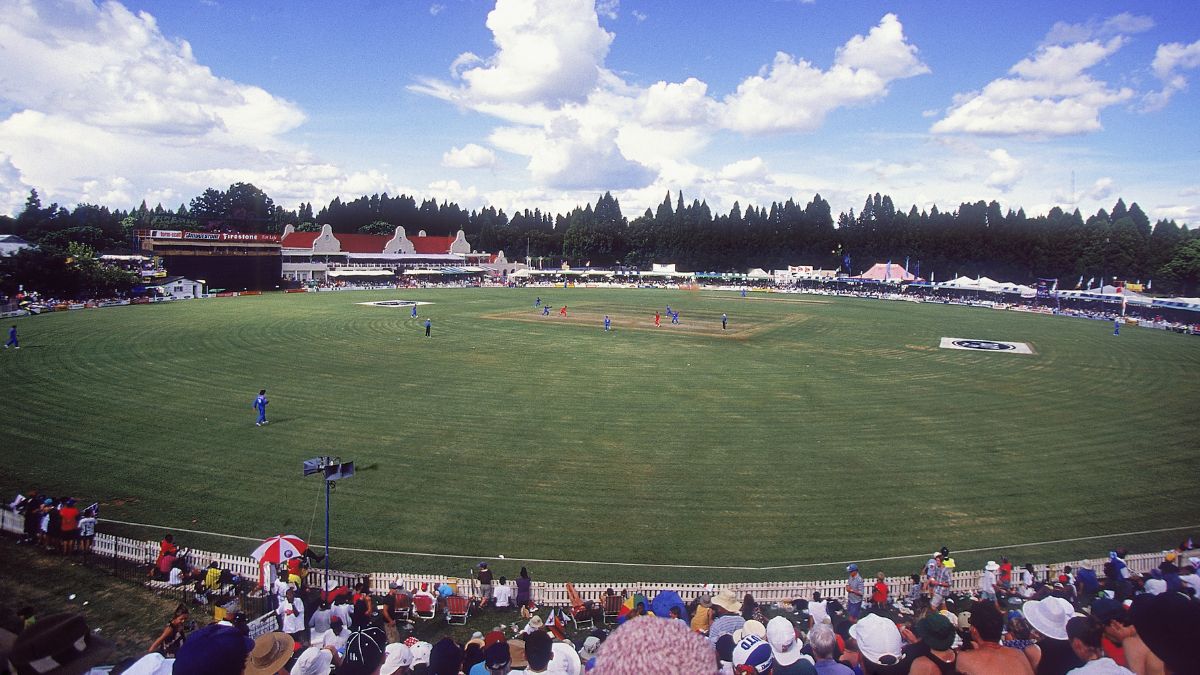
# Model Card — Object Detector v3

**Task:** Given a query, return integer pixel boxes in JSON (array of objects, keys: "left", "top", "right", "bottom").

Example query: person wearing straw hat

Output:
[
  {"left": 708, "top": 588, "right": 747, "bottom": 646},
  {"left": 245, "top": 632, "right": 296, "bottom": 675},
  {"left": 1021, "top": 596, "right": 1084, "bottom": 674}
]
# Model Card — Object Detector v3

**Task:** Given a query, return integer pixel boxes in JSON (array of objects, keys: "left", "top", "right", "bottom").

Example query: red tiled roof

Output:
[
  {"left": 411, "top": 235, "right": 454, "bottom": 255},
  {"left": 280, "top": 231, "right": 390, "bottom": 253},
  {"left": 280, "top": 232, "right": 319, "bottom": 248},
  {"left": 335, "top": 233, "right": 390, "bottom": 254},
  {"left": 281, "top": 230, "right": 456, "bottom": 255}
]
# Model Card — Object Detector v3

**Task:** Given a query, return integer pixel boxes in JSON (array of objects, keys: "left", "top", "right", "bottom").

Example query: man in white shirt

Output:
[
  {"left": 273, "top": 566, "right": 294, "bottom": 604},
  {"left": 1180, "top": 560, "right": 1200, "bottom": 595},
  {"left": 493, "top": 576, "right": 515, "bottom": 609},
  {"left": 550, "top": 639, "right": 582, "bottom": 675},
  {"left": 979, "top": 561, "right": 999, "bottom": 601},
  {"left": 331, "top": 596, "right": 353, "bottom": 627},
  {"left": 807, "top": 591, "right": 829, "bottom": 629},
  {"left": 309, "top": 600, "right": 333, "bottom": 637},
  {"left": 277, "top": 588, "right": 307, "bottom": 645},
  {"left": 318, "top": 616, "right": 351, "bottom": 652}
]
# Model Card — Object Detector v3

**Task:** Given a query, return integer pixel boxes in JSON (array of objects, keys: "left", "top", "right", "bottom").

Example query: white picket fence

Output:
[{"left": 0, "top": 510, "right": 1171, "bottom": 607}]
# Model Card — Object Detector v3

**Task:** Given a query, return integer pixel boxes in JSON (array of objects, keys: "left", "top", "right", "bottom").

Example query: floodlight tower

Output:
[{"left": 303, "top": 456, "right": 355, "bottom": 592}]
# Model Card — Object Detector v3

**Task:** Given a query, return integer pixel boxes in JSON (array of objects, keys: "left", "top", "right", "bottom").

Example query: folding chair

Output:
[
  {"left": 445, "top": 595, "right": 471, "bottom": 625},
  {"left": 393, "top": 593, "right": 412, "bottom": 621},
  {"left": 570, "top": 604, "right": 595, "bottom": 630},
  {"left": 412, "top": 593, "right": 436, "bottom": 620},
  {"left": 565, "top": 583, "right": 595, "bottom": 630},
  {"left": 602, "top": 594, "right": 623, "bottom": 624}
]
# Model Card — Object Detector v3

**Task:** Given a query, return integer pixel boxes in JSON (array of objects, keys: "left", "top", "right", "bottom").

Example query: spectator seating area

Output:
[{"left": 4, "top": 497, "right": 1199, "bottom": 673}]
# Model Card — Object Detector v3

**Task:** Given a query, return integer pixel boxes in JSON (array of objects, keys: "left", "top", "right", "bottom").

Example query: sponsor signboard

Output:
[
  {"left": 939, "top": 337, "right": 1033, "bottom": 354},
  {"left": 139, "top": 229, "right": 279, "bottom": 243}
]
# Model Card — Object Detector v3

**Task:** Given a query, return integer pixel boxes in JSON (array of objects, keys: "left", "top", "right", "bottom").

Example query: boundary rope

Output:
[{"left": 97, "top": 518, "right": 1196, "bottom": 571}]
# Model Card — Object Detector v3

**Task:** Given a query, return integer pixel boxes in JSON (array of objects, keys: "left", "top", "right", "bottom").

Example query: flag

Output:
[
  {"left": 548, "top": 609, "right": 568, "bottom": 639},
  {"left": 885, "top": 260, "right": 891, "bottom": 281},
  {"left": 1076, "top": 275, "right": 1084, "bottom": 289},
  {"left": 1087, "top": 277, "right": 1095, "bottom": 289},
  {"left": 842, "top": 253, "right": 851, "bottom": 273},
  {"left": 1148, "top": 279, "right": 1153, "bottom": 290},
  {"left": 1051, "top": 279, "right": 1058, "bottom": 292},
  {"left": 904, "top": 256, "right": 910, "bottom": 273}
]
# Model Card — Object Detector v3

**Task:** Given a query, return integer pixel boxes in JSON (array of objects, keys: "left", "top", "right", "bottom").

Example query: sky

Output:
[{"left": 1, "top": 0, "right": 1198, "bottom": 227}]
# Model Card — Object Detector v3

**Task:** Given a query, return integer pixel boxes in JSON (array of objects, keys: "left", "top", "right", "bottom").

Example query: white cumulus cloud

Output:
[
  {"left": 1041, "top": 12, "right": 1153, "bottom": 46},
  {"left": 442, "top": 143, "right": 498, "bottom": 169},
  {"left": 931, "top": 37, "right": 1133, "bottom": 136},
  {"left": 413, "top": 0, "right": 613, "bottom": 107},
  {"left": 718, "top": 157, "right": 769, "bottom": 182},
  {"left": 721, "top": 13, "right": 928, "bottom": 134},
  {"left": 1143, "top": 39, "right": 1200, "bottom": 112},
  {"left": 595, "top": 0, "right": 618, "bottom": 20},
  {"left": 413, "top": 8, "right": 926, "bottom": 193},
  {"left": 0, "top": 0, "right": 311, "bottom": 213},
  {"left": 984, "top": 148, "right": 1023, "bottom": 191}
]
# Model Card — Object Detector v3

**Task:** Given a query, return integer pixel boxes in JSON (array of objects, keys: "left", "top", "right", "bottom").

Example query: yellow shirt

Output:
[{"left": 690, "top": 605, "right": 714, "bottom": 633}]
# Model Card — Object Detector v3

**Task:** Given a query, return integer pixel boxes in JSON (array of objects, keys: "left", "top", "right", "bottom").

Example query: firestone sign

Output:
[{"left": 141, "top": 230, "right": 279, "bottom": 243}]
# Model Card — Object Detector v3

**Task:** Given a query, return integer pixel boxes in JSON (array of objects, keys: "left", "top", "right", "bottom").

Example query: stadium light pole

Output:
[{"left": 303, "top": 456, "right": 355, "bottom": 594}]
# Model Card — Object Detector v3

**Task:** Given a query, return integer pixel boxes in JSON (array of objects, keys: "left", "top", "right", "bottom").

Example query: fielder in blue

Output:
[
  {"left": 411, "top": 305, "right": 418, "bottom": 318},
  {"left": 253, "top": 389, "right": 269, "bottom": 426},
  {"left": 604, "top": 315, "right": 611, "bottom": 331},
  {"left": 535, "top": 297, "right": 541, "bottom": 307},
  {"left": 721, "top": 313, "right": 727, "bottom": 330},
  {"left": 4, "top": 325, "right": 16, "bottom": 349},
  {"left": 542, "top": 305, "right": 550, "bottom": 316},
  {"left": 1113, "top": 319, "right": 1120, "bottom": 336},
  {"left": 741, "top": 288, "right": 747, "bottom": 298}
]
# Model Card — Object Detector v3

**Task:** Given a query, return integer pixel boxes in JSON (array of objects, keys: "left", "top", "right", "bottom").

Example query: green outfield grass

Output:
[{"left": 1, "top": 288, "right": 1197, "bottom": 583}]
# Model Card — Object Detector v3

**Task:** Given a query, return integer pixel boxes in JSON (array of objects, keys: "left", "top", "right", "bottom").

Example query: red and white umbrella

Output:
[{"left": 251, "top": 534, "right": 307, "bottom": 564}]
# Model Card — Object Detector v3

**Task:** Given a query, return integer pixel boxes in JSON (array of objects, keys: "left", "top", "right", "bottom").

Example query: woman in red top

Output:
[{"left": 872, "top": 572, "right": 889, "bottom": 607}]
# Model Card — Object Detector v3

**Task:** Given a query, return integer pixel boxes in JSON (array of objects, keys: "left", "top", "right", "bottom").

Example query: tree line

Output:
[{"left": 2, "top": 183, "right": 1198, "bottom": 297}]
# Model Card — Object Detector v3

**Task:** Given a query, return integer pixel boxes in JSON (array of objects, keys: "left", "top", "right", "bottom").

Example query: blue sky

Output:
[{"left": 0, "top": 0, "right": 1197, "bottom": 226}]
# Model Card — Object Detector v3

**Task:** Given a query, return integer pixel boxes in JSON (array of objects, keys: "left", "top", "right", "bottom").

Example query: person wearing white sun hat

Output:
[
  {"left": 1021, "top": 596, "right": 1085, "bottom": 673},
  {"left": 980, "top": 561, "right": 1000, "bottom": 602}
]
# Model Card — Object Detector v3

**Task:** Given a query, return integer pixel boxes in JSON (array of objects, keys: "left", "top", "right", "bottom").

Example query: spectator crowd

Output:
[{"left": 3, "top": 489, "right": 1199, "bottom": 675}]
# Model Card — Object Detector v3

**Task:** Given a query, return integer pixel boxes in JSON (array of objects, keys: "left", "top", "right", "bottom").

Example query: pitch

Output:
[{"left": 1, "top": 288, "right": 1196, "bottom": 582}]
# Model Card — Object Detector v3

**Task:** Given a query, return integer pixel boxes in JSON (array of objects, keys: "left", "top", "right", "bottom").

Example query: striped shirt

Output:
[{"left": 709, "top": 614, "right": 746, "bottom": 645}]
